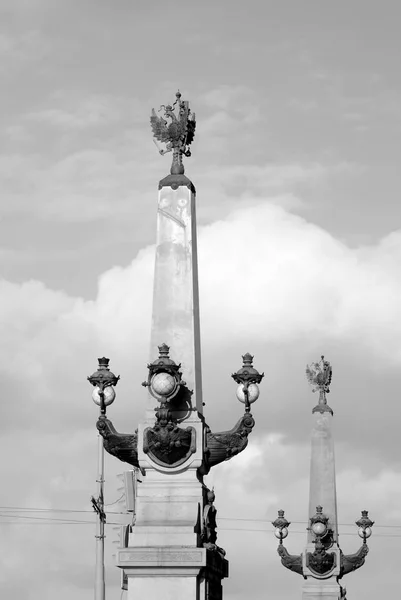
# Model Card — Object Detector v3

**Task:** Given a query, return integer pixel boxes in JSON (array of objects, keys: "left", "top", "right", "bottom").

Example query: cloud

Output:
[{"left": 1, "top": 199, "right": 401, "bottom": 598}]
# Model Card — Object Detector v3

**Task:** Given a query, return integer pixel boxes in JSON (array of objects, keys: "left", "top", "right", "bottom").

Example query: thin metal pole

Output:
[{"left": 95, "top": 432, "right": 105, "bottom": 600}]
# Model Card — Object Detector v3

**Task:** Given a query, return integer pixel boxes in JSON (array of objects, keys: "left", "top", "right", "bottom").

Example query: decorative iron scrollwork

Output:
[
  {"left": 143, "top": 407, "right": 196, "bottom": 467},
  {"left": 306, "top": 545, "right": 337, "bottom": 576},
  {"left": 202, "top": 413, "right": 255, "bottom": 473},
  {"left": 277, "top": 545, "right": 304, "bottom": 576},
  {"left": 339, "top": 544, "right": 369, "bottom": 577},
  {"left": 96, "top": 416, "right": 144, "bottom": 475}
]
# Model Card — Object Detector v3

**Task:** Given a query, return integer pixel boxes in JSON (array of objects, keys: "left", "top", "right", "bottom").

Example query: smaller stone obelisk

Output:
[{"left": 272, "top": 357, "right": 374, "bottom": 600}]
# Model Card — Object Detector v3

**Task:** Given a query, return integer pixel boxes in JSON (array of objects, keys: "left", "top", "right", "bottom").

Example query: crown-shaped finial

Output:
[
  {"left": 158, "top": 343, "right": 170, "bottom": 358},
  {"left": 97, "top": 357, "right": 110, "bottom": 369}
]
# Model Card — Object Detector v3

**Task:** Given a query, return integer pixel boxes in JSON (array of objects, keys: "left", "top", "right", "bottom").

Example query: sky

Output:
[{"left": 0, "top": 0, "right": 400, "bottom": 598}]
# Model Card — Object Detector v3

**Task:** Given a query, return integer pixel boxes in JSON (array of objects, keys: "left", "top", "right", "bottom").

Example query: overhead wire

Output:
[
  {"left": 0, "top": 506, "right": 399, "bottom": 530},
  {"left": 0, "top": 508, "right": 400, "bottom": 537}
]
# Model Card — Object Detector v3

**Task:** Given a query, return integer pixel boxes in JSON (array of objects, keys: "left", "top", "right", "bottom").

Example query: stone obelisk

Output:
[
  {"left": 303, "top": 357, "right": 340, "bottom": 599},
  {"left": 94, "top": 91, "right": 264, "bottom": 600},
  {"left": 273, "top": 357, "right": 374, "bottom": 600}
]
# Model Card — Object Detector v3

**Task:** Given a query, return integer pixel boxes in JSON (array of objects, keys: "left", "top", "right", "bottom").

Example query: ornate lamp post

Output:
[
  {"left": 87, "top": 357, "right": 120, "bottom": 600},
  {"left": 87, "top": 91, "right": 265, "bottom": 600},
  {"left": 271, "top": 356, "right": 374, "bottom": 600},
  {"left": 272, "top": 507, "right": 374, "bottom": 588}
]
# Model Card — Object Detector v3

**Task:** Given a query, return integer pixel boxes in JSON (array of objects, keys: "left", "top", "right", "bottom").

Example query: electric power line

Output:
[{"left": 0, "top": 506, "right": 399, "bottom": 529}]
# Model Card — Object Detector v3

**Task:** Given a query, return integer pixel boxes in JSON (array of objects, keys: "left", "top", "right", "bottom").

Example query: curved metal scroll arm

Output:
[
  {"left": 339, "top": 543, "right": 369, "bottom": 578},
  {"left": 200, "top": 413, "right": 255, "bottom": 474},
  {"left": 277, "top": 544, "right": 304, "bottom": 577},
  {"left": 96, "top": 416, "right": 145, "bottom": 475}
]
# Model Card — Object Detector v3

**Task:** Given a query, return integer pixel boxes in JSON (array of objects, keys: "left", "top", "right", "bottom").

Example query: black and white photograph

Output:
[{"left": 0, "top": 2, "right": 399, "bottom": 599}]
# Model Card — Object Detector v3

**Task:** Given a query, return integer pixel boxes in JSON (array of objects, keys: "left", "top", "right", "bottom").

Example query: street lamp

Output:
[
  {"left": 232, "top": 353, "right": 264, "bottom": 413},
  {"left": 87, "top": 357, "right": 120, "bottom": 600},
  {"left": 309, "top": 505, "right": 331, "bottom": 542},
  {"left": 356, "top": 510, "right": 374, "bottom": 543},
  {"left": 272, "top": 510, "right": 290, "bottom": 544}
]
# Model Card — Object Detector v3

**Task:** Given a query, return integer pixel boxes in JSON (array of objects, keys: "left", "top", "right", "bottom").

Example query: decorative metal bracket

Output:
[
  {"left": 277, "top": 545, "right": 304, "bottom": 576},
  {"left": 201, "top": 413, "right": 255, "bottom": 474},
  {"left": 96, "top": 416, "right": 144, "bottom": 475},
  {"left": 339, "top": 544, "right": 369, "bottom": 578}
]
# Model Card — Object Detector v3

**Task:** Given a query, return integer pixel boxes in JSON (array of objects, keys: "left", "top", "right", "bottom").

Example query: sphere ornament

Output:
[
  {"left": 151, "top": 372, "right": 177, "bottom": 397},
  {"left": 92, "top": 385, "right": 116, "bottom": 407},
  {"left": 358, "top": 527, "right": 372, "bottom": 539},
  {"left": 236, "top": 383, "right": 260, "bottom": 404},
  {"left": 311, "top": 521, "right": 327, "bottom": 536},
  {"left": 275, "top": 526, "right": 288, "bottom": 540}
]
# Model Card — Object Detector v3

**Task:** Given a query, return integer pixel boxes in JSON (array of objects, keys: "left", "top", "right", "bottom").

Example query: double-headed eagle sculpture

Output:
[
  {"left": 150, "top": 90, "right": 196, "bottom": 175},
  {"left": 306, "top": 355, "right": 333, "bottom": 415}
]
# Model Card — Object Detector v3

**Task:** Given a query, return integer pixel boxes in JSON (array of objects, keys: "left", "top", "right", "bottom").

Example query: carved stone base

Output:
[
  {"left": 302, "top": 576, "right": 341, "bottom": 600},
  {"left": 118, "top": 547, "right": 228, "bottom": 600}
]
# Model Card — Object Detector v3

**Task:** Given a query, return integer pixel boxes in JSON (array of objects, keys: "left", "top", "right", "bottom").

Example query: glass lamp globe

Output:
[
  {"left": 151, "top": 372, "right": 177, "bottom": 397},
  {"left": 311, "top": 522, "right": 327, "bottom": 536},
  {"left": 236, "top": 383, "right": 260, "bottom": 404},
  {"left": 92, "top": 385, "right": 116, "bottom": 406},
  {"left": 358, "top": 526, "right": 372, "bottom": 539},
  {"left": 275, "top": 527, "right": 288, "bottom": 539}
]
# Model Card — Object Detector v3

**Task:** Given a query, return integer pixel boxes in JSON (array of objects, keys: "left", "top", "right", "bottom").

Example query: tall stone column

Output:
[
  {"left": 272, "top": 357, "right": 374, "bottom": 600},
  {"left": 146, "top": 172, "right": 202, "bottom": 421},
  {"left": 94, "top": 92, "right": 264, "bottom": 600},
  {"left": 302, "top": 360, "right": 340, "bottom": 599}
]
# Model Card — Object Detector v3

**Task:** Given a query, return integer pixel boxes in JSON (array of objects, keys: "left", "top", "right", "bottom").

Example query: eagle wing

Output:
[
  {"left": 305, "top": 364, "right": 315, "bottom": 387},
  {"left": 186, "top": 113, "right": 196, "bottom": 145},
  {"left": 150, "top": 109, "right": 170, "bottom": 142}
]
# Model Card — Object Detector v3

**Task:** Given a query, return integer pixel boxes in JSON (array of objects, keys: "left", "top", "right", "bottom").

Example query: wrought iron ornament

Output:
[
  {"left": 150, "top": 90, "right": 196, "bottom": 175},
  {"left": 143, "top": 408, "right": 196, "bottom": 467},
  {"left": 306, "top": 355, "right": 333, "bottom": 415},
  {"left": 273, "top": 505, "right": 374, "bottom": 582}
]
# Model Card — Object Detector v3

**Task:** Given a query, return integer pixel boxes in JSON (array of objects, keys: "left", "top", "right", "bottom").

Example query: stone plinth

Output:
[
  {"left": 127, "top": 468, "right": 203, "bottom": 547},
  {"left": 118, "top": 546, "right": 228, "bottom": 600},
  {"left": 307, "top": 411, "right": 338, "bottom": 543},
  {"left": 147, "top": 181, "right": 202, "bottom": 421},
  {"left": 302, "top": 576, "right": 341, "bottom": 600}
]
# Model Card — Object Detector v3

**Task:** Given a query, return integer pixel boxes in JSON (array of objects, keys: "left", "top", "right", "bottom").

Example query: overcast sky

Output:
[{"left": 0, "top": 1, "right": 400, "bottom": 599}]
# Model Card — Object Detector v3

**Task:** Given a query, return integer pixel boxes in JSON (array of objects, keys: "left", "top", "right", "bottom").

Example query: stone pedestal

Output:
[
  {"left": 118, "top": 547, "right": 228, "bottom": 600},
  {"left": 302, "top": 576, "right": 341, "bottom": 600},
  {"left": 127, "top": 468, "right": 203, "bottom": 547}
]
